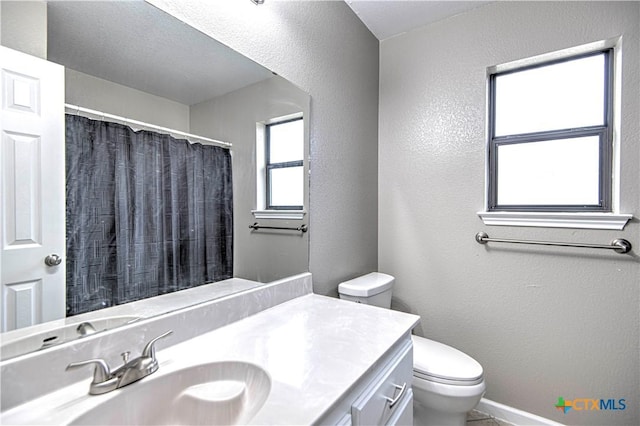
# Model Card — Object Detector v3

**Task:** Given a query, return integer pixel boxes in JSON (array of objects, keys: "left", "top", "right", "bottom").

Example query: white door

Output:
[{"left": 0, "top": 46, "right": 65, "bottom": 332}]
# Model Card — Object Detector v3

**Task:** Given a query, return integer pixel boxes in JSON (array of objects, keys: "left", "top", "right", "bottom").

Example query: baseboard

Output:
[{"left": 476, "top": 398, "right": 565, "bottom": 426}]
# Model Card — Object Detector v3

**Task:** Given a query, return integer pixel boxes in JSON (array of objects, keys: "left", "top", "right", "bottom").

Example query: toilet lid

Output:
[
  {"left": 411, "top": 335, "right": 484, "bottom": 386},
  {"left": 338, "top": 272, "right": 394, "bottom": 297}
]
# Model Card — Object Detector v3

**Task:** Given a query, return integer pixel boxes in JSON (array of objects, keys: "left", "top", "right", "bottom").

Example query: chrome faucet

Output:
[{"left": 66, "top": 330, "right": 172, "bottom": 395}]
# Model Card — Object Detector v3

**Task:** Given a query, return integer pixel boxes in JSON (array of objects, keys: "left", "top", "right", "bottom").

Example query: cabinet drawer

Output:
[{"left": 351, "top": 340, "right": 413, "bottom": 425}]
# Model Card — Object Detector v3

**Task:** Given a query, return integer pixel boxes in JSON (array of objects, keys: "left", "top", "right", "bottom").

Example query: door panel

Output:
[{"left": 3, "top": 131, "right": 42, "bottom": 247}]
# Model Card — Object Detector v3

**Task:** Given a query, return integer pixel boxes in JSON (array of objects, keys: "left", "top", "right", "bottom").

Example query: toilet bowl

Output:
[
  {"left": 411, "top": 335, "right": 486, "bottom": 425},
  {"left": 338, "top": 273, "right": 486, "bottom": 426}
]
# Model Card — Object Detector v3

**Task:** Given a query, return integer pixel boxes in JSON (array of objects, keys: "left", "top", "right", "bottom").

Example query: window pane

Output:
[
  {"left": 269, "top": 119, "right": 303, "bottom": 163},
  {"left": 495, "top": 54, "right": 605, "bottom": 136},
  {"left": 270, "top": 166, "right": 303, "bottom": 207},
  {"left": 496, "top": 136, "right": 600, "bottom": 206}
]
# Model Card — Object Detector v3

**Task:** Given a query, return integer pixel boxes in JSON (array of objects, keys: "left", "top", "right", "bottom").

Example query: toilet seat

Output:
[{"left": 411, "top": 335, "right": 484, "bottom": 386}]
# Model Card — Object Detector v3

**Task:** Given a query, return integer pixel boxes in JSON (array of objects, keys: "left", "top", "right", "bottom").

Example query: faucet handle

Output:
[
  {"left": 66, "top": 358, "right": 112, "bottom": 383},
  {"left": 141, "top": 330, "right": 173, "bottom": 360}
]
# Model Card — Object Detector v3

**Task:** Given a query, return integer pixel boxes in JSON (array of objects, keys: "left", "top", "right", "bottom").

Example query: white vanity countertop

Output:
[
  {"left": 204, "top": 294, "right": 419, "bottom": 424},
  {"left": 1, "top": 294, "right": 419, "bottom": 425}
]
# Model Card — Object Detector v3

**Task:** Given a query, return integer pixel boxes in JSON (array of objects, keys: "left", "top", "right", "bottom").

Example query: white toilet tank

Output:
[{"left": 338, "top": 272, "right": 394, "bottom": 308}]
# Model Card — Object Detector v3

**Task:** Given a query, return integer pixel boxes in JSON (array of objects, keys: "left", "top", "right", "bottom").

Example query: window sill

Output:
[
  {"left": 477, "top": 211, "right": 633, "bottom": 230},
  {"left": 252, "top": 210, "right": 306, "bottom": 220}
]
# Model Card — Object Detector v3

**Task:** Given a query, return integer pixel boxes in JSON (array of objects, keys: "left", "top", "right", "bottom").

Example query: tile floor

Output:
[{"left": 466, "top": 409, "right": 515, "bottom": 426}]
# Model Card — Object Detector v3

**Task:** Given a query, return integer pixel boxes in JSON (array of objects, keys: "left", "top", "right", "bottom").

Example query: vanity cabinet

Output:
[
  {"left": 322, "top": 333, "right": 414, "bottom": 426},
  {"left": 351, "top": 336, "right": 413, "bottom": 425}
]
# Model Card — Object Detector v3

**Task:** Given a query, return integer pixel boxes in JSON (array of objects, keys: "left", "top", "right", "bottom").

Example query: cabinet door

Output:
[{"left": 0, "top": 46, "right": 65, "bottom": 331}]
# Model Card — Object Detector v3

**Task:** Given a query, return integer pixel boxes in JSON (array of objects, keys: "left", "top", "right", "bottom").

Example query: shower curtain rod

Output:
[{"left": 65, "top": 103, "right": 232, "bottom": 148}]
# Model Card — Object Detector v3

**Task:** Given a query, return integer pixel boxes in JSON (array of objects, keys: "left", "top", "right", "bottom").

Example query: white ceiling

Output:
[
  {"left": 47, "top": 1, "right": 274, "bottom": 106},
  {"left": 345, "top": 0, "right": 492, "bottom": 40}
]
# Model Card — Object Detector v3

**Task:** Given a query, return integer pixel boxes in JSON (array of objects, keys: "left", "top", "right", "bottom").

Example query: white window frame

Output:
[
  {"left": 252, "top": 113, "right": 306, "bottom": 220},
  {"left": 478, "top": 38, "right": 632, "bottom": 230},
  {"left": 265, "top": 116, "right": 304, "bottom": 210}
]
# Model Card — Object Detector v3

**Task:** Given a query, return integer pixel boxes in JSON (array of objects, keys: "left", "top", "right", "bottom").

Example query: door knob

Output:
[{"left": 44, "top": 254, "right": 62, "bottom": 266}]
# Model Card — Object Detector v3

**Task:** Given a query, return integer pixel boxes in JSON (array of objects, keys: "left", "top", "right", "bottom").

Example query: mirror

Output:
[{"left": 0, "top": 0, "right": 310, "bottom": 357}]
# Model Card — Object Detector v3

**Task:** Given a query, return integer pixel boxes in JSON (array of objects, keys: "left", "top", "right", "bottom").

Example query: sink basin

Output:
[
  {"left": 69, "top": 361, "right": 271, "bottom": 425},
  {"left": 0, "top": 316, "right": 140, "bottom": 361}
]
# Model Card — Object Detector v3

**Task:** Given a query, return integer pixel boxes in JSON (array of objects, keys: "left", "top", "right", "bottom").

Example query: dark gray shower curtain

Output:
[{"left": 65, "top": 115, "right": 233, "bottom": 316}]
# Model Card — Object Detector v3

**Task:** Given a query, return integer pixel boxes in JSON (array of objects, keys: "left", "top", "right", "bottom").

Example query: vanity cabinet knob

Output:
[
  {"left": 44, "top": 254, "right": 62, "bottom": 267},
  {"left": 385, "top": 383, "right": 407, "bottom": 409}
]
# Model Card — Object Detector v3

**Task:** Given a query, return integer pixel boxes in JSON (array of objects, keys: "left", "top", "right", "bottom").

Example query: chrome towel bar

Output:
[
  {"left": 475, "top": 232, "right": 632, "bottom": 254},
  {"left": 249, "top": 222, "right": 308, "bottom": 233}
]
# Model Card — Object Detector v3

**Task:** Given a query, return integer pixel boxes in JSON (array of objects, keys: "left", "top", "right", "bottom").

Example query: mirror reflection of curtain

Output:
[{"left": 65, "top": 115, "right": 233, "bottom": 316}]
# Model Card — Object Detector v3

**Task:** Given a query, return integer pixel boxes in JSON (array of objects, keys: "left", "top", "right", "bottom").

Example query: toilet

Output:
[{"left": 338, "top": 272, "right": 486, "bottom": 426}]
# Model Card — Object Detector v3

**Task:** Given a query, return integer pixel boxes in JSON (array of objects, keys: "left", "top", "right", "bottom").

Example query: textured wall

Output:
[
  {"left": 150, "top": 0, "right": 381, "bottom": 296},
  {"left": 0, "top": 1, "right": 47, "bottom": 59},
  {"left": 191, "top": 76, "right": 310, "bottom": 282},
  {"left": 379, "top": 2, "right": 639, "bottom": 425},
  {"left": 65, "top": 69, "right": 190, "bottom": 132}
]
